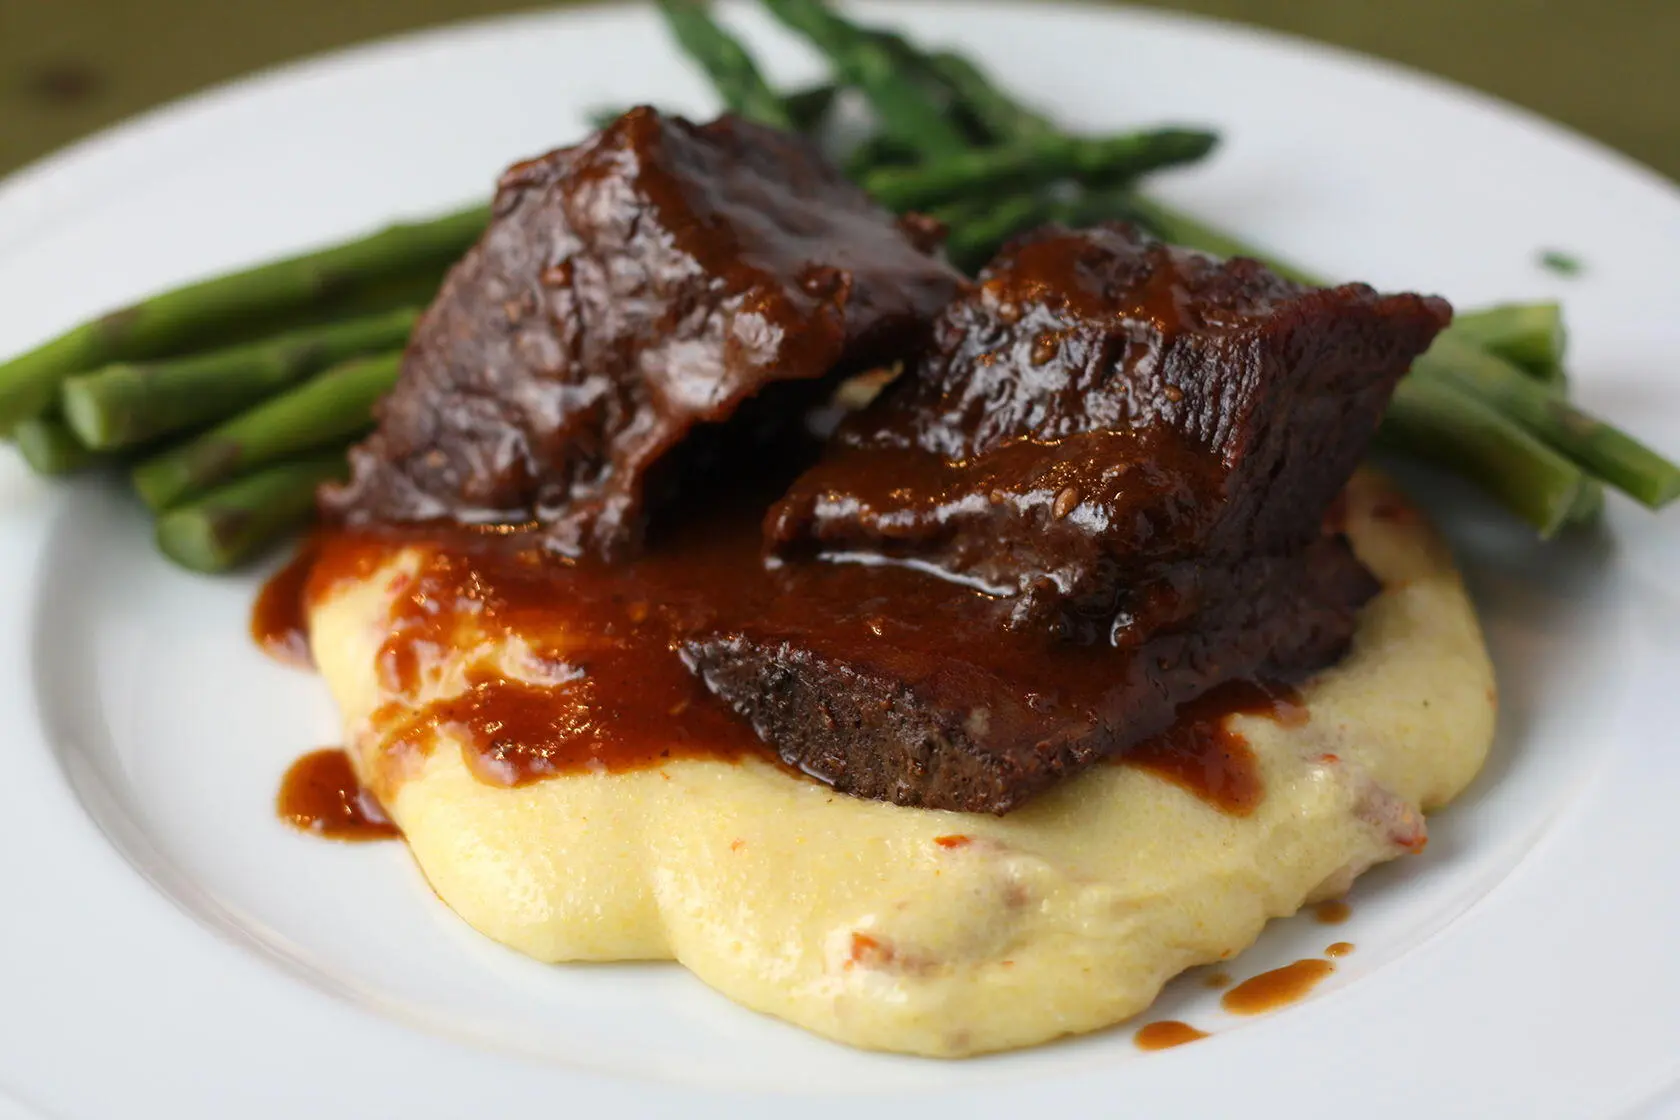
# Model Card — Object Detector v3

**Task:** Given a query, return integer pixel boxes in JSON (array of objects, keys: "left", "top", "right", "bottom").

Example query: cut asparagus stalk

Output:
[
  {"left": 1452, "top": 302, "right": 1568, "bottom": 390},
  {"left": 62, "top": 307, "right": 419, "bottom": 451},
  {"left": 1414, "top": 335, "right": 1680, "bottom": 509},
  {"left": 1380, "top": 376, "right": 1591, "bottom": 537},
  {"left": 13, "top": 417, "right": 98, "bottom": 476},
  {"left": 0, "top": 205, "right": 485, "bottom": 433},
  {"left": 130, "top": 351, "right": 399, "bottom": 512}
]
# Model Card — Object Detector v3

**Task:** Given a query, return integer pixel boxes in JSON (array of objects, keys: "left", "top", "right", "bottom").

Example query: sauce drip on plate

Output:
[
  {"left": 1221, "top": 959, "right": 1335, "bottom": 1015},
  {"left": 252, "top": 540, "right": 318, "bottom": 668},
  {"left": 278, "top": 748, "right": 400, "bottom": 841},
  {"left": 1134, "top": 1020, "right": 1209, "bottom": 1050}
]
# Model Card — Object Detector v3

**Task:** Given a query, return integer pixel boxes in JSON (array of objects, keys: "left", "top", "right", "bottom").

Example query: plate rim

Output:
[{"left": 1, "top": 3, "right": 1678, "bottom": 1117}]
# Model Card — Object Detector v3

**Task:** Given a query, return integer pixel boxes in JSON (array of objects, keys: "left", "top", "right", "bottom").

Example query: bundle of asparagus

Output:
[{"left": 0, "top": 0, "right": 1671, "bottom": 574}]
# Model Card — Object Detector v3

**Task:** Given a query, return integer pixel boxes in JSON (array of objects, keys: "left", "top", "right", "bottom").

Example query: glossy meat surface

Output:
[
  {"left": 768, "top": 223, "right": 1451, "bottom": 636},
  {"left": 324, "top": 107, "right": 963, "bottom": 557},
  {"left": 687, "top": 225, "right": 1449, "bottom": 810}
]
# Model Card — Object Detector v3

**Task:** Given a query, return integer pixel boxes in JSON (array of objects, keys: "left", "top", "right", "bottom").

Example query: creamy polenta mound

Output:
[{"left": 309, "top": 470, "right": 1494, "bottom": 1057}]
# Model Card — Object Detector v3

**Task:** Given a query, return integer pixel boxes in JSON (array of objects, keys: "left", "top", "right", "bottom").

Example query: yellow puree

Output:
[{"left": 309, "top": 471, "right": 1495, "bottom": 1057}]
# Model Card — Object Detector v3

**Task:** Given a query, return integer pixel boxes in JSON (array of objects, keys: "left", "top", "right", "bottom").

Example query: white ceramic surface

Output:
[{"left": 1, "top": 3, "right": 1677, "bottom": 1116}]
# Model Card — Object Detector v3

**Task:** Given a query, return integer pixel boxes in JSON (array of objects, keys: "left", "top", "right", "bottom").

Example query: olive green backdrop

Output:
[{"left": 1, "top": 0, "right": 1675, "bottom": 182}]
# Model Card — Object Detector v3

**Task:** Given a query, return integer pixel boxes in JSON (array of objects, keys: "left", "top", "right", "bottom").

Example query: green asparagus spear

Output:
[
  {"left": 759, "top": 0, "right": 970, "bottom": 158},
  {"left": 936, "top": 184, "right": 1168, "bottom": 271},
  {"left": 925, "top": 51, "right": 1054, "bottom": 144},
  {"left": 131, "top": 351, "right": 399, "bottom": 512},
  {"left": 1413, "top": 335, "right": 1680, "bottom": 509},
  {"left": 155, "top": 450, "right": 349, "bottom": 574},
  {"left": 62, "top": 307, "right": 419, "bottom": 451},
  {"left": 655, "top": 0, "right": 794, "bottom": 128},
  {"left": 1451, "top": 303, "right": 1568, "bottom": 389},
  {"left": 1116, "top": 193, "right": 1323, "bottom": 285},
  {"left": 1567, "top": 476, "right": 1607, "bottom": 527},
  {"left": 863, "top": 129, "right": 1219, "bottom": 213},
  {"left": 13, "top": 417, "right": 98, "bottom": 476},
  {"left": 1379, "top": 376, "right": 1590, "bottom": 537},
  {"left": 0, "top": 204, "right": 485, "bottom": 433}
]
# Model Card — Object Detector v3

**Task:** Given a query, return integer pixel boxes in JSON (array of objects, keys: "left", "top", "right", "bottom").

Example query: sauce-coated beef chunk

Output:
[
  {"left": 684, "top": 225, "right": 1451, "bottom": 813},
  {"left": 768, "top": 223, "right": 1452, "bottom": 638},
  {"left": 324, "top": 107, "right": 963, "bottom": 557}
]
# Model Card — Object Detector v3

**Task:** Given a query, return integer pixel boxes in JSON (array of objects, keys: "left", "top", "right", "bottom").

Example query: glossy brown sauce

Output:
[
  {"left": 252, "top": 540, "right": 319, "bottom": 667},
  {"left": 284, "top": 497, "right": 1320, "bottom": 815},
  {"left": 1313, "top": 899, "right": 1351, "bottom": 924},
  {"left": 1324, "top": 941, "right": 1355, "bottom": 958},
  {"left": 1221, "top": 959, "right": 1335, "bottom": 1015},
  {"left": 1134, "top": 1020, "right": 1209, "bottom": 1050},
  {"left": 303, "top": 519, "right": 768, "bottom": 794},
  {"left": 277, "top": 748, "right": 400, "bottom": 841},
  {"left": 1122, "top": 679, "right": 1304, "bottom": 816}
]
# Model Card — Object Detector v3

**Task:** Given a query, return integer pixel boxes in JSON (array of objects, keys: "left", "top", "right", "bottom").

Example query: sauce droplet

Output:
[
  {"left": 1221, "top": 959, "right": 1334, "bottom": 1015},
  {"left": 251, "top": 541, "right": 318, "bottom": 667},
  {"left": 1313, "top": 899, "right": 1350, "bottom": 924},
  {"left": 278, "top": 749, "right": 400, "bottom": 841},
  {"left": 1202, "top": 971, "right": 1232, "bottom": 989},
  {"left": 1134, "top": 1020, "right": 1209, "bottom": 1050},
  {"left": 1324, "top": 941, "right": 1354, "bottom": 958}
]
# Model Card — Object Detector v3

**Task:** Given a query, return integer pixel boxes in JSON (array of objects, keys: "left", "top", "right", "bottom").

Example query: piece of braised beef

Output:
[
  {"left": 768, "top": 223, "right": 1452, "bottom": 638},
  {"left": 322, "top": 107, "right": 964, "bottom": 558},
  {"left": 683, "top": 224, "right": 1451, "bottom": 813}
]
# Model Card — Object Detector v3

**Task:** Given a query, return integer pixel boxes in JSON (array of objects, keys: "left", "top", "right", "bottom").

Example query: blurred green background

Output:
[{"left": 1, "top": 0, "right": 1675, "bottom": 181}]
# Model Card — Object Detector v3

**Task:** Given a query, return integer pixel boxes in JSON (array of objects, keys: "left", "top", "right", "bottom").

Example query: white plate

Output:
[{"left": 2, "top": 2, "right": 1678, "bottom": 1116}]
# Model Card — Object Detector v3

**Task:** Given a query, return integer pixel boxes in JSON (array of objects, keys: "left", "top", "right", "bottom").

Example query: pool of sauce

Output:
[
  {"left": 1221, "top": 959, "right": 1335, "bottom": 1015},
  {"left": 1134, "top": 1020, "right": 1209, "bottom": 1050},
  {"left": 261, "top": 492, "right": 1324, "bottom": 812},
  {"left": 277, "top": 748, "right": 400, "bottom": 841},
  {"left": 1123, "top": 679, "right": 1303, "bottom": 816}
]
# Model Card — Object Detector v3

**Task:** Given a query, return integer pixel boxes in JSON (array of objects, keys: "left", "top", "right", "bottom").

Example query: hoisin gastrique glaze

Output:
[{"left": 311, "top": 106, "right": 1451, "bottom": 816}]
